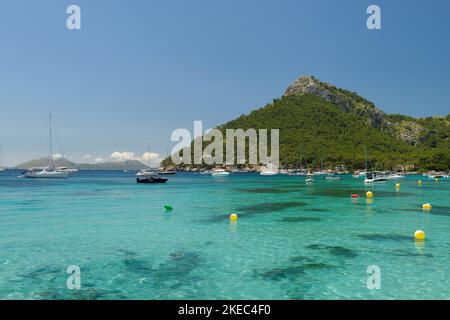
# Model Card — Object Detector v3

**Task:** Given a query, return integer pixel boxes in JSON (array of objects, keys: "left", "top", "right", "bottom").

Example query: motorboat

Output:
[
  {"left": 158, "top": 170, "right": 177, "bottom": 175},
  {"left": 364, "top": 172, "right": 387, "bottom": 183},
  {"left": 305, "top": 173, "right": 314, "bottom": 183},
  {"left": 260, "top": 163, "right": 278, "bottom": 176},
  {"left": 137, "top": 175, "right": 168, "bottom": 184},
  {"left": 212, "top": 168, "right": 230, "bottom": 176}
]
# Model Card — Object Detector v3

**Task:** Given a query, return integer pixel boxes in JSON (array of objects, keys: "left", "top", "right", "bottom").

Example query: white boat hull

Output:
[
  {"left": 212, "top": 172, "right": 230, "bottom": 176},
  {"left": 23, "top": 171, "right": 69, "bottom": 178},
  {"left": 364, "top": 178, "right": 387, "bottom": 183},
  {"left": 260, "top": 171, "right": 278, "bottom": 176}
]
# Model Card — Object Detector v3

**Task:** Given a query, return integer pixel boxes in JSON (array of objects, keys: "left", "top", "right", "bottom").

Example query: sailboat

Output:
[
  {"left": 313, "top": 157, "right": 328, "bottom": 175},
  {"left": 0, "top": 142, "right": 4, "bottom": 172},
  {"left": 289, "top": 146, "right": 307, "bottom": 176},
  {"left": 362, "top": 146, "right": 387, "bottom": 183},
  {"left": 21, "top": 111, "right": 69, "bottom": 179},
  {"left": 136, "top": 147, "right": 156, "bottom": 176},
  {"left": 353, "top": 145, "right": 368, "bottom": 178}
]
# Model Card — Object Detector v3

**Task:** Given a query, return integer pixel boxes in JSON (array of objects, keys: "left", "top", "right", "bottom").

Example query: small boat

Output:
[
  {"left": 260, "top": 163, "right": 278, "bottom": 176},
  {"left": 158, "top": 170, "right": 177, "bottom": 175},
  {"left": 364, "top": 172, "right": 387, "bottom": 183},
  {"left": 136, "top": 175, "right": 168, "bottom": 184},
  {"left": 212, "top": 168, "right": 230, "bottom": 176},
  {"left": 305, "top": 173, "right": 314, "bottom": 183}
]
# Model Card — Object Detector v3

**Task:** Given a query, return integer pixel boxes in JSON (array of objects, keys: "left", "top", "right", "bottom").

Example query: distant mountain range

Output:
[
  {"left": 15, "top": 157, "right": 149, "bottom": 170},
  {"left": 162, "top": 75, "right": 449, "bottom": 171}
]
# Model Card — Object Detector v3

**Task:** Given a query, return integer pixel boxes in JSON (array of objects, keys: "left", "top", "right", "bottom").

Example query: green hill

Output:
[{"left": 162, "top": 76, "right": 449, "bottom": 171}]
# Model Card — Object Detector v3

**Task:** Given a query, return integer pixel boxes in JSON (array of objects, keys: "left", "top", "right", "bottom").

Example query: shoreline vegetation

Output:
[
  {"left": 161, "top": 76, "right": 449, "bottom": 173},
  {"left": 8, "top": 76, "right": 449, "bottom": 174}
]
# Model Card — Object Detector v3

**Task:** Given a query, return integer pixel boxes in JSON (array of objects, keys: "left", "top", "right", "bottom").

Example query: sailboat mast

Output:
[
  {"left": 299, "top": 145, "right": 302, "bottom": 169},
  {"left": 0, "top": 142, "right": 3, "bottom": 168},
  {"left": 364, "top": 145, "right": 368, "bottom": 171},
  {"left": 49, "top": 110, "right": 53, "bottom": 168},
  {"left": 148, "top": 147, "right": 151, "bottom": 168}
]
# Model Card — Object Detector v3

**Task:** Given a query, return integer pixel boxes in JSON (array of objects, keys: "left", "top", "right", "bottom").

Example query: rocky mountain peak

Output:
[{"left": 284, "top": 75, "right": 386, "bottom": 129}]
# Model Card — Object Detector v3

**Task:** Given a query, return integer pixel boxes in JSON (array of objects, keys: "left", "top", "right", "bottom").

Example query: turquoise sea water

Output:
[{"left": 0, "top": 170, "right": 449, "bottom": 300}]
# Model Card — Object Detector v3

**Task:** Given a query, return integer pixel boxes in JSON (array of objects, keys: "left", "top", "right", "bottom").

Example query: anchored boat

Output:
[
  {"left": 21, "top": 111, "right": 69, "bottom": 179},
  {"left": 212, "top": 168, "right": 230, "bottom": 176},
  {"left": 136, "top": 175, "right": 168, "bottom": 184},
  {"left": 364, "top": 172, "right": 387, "bottom": 183}
]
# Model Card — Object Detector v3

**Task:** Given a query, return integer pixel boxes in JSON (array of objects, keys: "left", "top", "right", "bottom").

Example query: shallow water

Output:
[{"left": 0, "top": 170, "right": 449, "bottom": 299}]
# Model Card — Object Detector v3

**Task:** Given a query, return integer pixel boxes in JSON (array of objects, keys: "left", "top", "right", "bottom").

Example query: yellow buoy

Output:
[
  {"left": 422, "top": 203, "right": 432, "bottom": 210},
  {"left": 230, "top": 213, "right": 238, "bottom": 221},
  {"left": 414, "top": 230, "right": 426, "bottom": 241},
  {"left": 366, "top": 191, "right": 373, "bottom": 198},
  {"left": 395, "top": 183, "right": 400, "bottom": 189}
]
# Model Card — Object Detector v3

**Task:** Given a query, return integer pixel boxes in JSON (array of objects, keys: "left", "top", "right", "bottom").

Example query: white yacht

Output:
[
  {"left": 260, "top": 162, "right": 278, "bottom": 176},
  {"left": 212, "top": 168, "right": 230, "bottom": 176},
  {"left": 22, "top": 111, "right": 69, "bottom": 179},
  {"left": 364, "top": 172, "right": 387, "bottom": 183}
]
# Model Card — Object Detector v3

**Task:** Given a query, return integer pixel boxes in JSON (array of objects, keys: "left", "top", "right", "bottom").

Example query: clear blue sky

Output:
[{"left": 1, "top": 0, "right": 449, "bottom": 166}]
